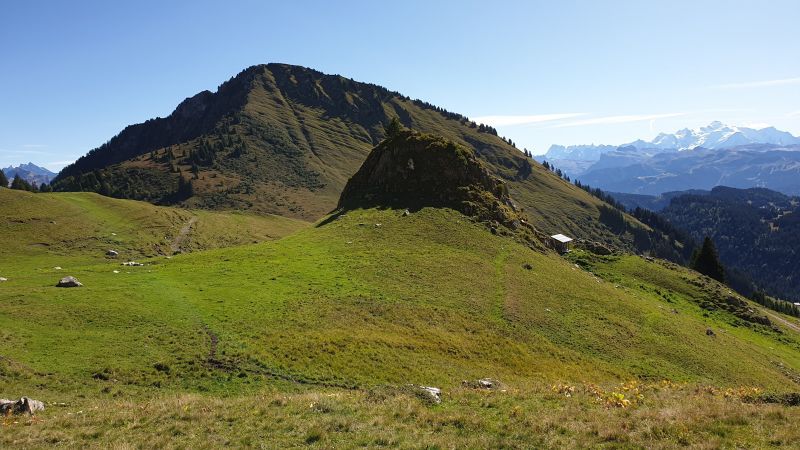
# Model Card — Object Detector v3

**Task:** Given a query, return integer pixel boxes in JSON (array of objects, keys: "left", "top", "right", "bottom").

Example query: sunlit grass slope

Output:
[
  {"left": 0, "top": 188, "right": 307, "bottom": 274},
  {"left": 2, "top": 206, "right": 799, "bottom": 398},
  {"left": 3, "top": 201, "right": 800, "bottom": 447}
]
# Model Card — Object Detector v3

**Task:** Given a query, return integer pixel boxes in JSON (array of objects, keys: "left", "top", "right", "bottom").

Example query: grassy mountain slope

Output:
[
  {"left": 0, "top": 188, "right": 307, "bottom": 273},
  {"left": 52, "top": 64, "right": 661, "bottom": 252},
  {"left": 3, "top": 206, "right": 800, "bottom": 391},
  {"left": 3, "top": 207, "right": 800, "bottom": 446}
]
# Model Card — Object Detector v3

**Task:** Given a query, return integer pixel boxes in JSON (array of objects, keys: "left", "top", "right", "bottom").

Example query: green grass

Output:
[
  {"left": 3, "top": 191, "right": 800, "bottom": 446},
  {"left": 0, "top": 189, "right": 307, "bottom": 272}
]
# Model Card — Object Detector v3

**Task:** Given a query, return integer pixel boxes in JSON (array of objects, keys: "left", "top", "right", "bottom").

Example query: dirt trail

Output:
[
  {"left": 765, "top": 310, "right": 800, "bottom": 334},
  {"left": 170, "top": 216, "right": 198, "bottom": 254}
]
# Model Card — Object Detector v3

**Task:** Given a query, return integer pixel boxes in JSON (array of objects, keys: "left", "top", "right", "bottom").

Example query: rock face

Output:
[
  {"left": 338, "top": 131, "right": 533, "bottom": 235},
  {"left": 56, "top": 276, "right": 82, "bottom": 287}
]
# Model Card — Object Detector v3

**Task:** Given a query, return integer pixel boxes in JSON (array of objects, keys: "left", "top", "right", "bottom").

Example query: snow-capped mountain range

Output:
[
  {"left": 628, "top": 121, "right": 800, "bottom": 151},
  {"left": 543, "top": 122, "right": 800, "bottom": 161},
  {"left": 538, "top": 122, "right": 800, "bottom": 196}
]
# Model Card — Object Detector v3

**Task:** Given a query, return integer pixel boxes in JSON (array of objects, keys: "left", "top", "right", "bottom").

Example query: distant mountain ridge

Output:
[
  {"left": 630, "top": 121, "right": 800, "bottom": 151},
  {"left": 543, "top": 122, "right": 800, "bottom": 165},
  {"left": 2, "top": 162, "right": 56, "bottom": 187},
  {"left": 541, "top": 123, "right": 800, "bottom": 196},
  {"left": 578, "top": 143, "right": 800, "bottom": 195}
]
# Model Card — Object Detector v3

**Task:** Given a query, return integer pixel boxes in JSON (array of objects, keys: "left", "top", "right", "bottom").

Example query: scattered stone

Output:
[
  {"left": 522, "top": 263, "right": 533, "bottom": 270},
  {"left": 463, "top": 378, "right": 500, "bottom": 390},
  {"left": 417, "top": 386, "right": 441, "bottom": 404},
  {"left": 56, "top": 276, "right": 82, "bottom": 288},
  {"left": 121, "top": 261, "right": 144, "bottom": 267},
  {"left": 374, "top": 223, "right": 382, "bottom": 228},
  {"left": 0, "top": 397, "right": 45, "bottom": 415},
  {"left": 0, "top": 277, "right": 7, "bottom": 282},
  {"left": 112, "top": 270, "right": 120, "bottom": 274},
  {"left": 53, "top": 266, "right": 62, "bottom": 270},
  {"left": 111, "top": 232, "right": 117, "bottom": 236},
  {"left": 645, "top": 256, "right": 655, "bottom": 262},
  {"left": 106, "top": 250, "right": 119, "bottom": 257},
  {"left": 402, "top": 209, "right": 410, "bottom": 217},
  {"left": 577, "top": 240, "right": 614, "bottom": 256},
  {"left": 706, "top": 328, "right": 715, "bottom": 337}
]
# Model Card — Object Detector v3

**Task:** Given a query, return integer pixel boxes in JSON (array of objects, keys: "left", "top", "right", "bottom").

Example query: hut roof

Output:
[{"left": 550, "top": 234, "right": 573, "bottom": 243}]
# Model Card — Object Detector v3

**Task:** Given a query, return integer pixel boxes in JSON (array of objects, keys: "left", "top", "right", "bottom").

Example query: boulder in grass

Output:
[
  {"left": 0, "top": 397, "right": 45, "bottom": 415},
  {"left": 121, "top": 261, "right": 144, "bottom": 267},
  {"left": 462, "top": 378, "right": 501, "bottom": 390},
  {"left": 0, "top": 277, "right": 7, "bottom": 282},
  {"left": 416, "top": 386, "right": 441, "bottom": 404},
  {"left": 56, "top": 276, "right": 82, "bottom": 287},
  {"left": 106, "top": 250, "right": 119, "bottom": 257}
]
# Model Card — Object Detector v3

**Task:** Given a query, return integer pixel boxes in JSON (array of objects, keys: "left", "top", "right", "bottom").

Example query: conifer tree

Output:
[
  {"left": 384, "top": 117, "right": 402, "bottom": 138},
  {"left": 691, "top": 236, "right": 726, "bottom": 282},
  {"left": 10, "top": 174, "right": 34, "bottom": 191},
  {"left": 0, "top": 170, "right": 8, "bottom": 188}
]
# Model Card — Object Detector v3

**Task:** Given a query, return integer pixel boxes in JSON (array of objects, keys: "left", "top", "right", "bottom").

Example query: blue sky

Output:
[{"left": 1, "top": 0, "right": 799, "bottom": 170}]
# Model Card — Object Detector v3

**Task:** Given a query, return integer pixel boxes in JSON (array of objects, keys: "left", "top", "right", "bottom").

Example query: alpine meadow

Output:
[{"left": 3, "top": 2, "right": 800, "bottom": 448}]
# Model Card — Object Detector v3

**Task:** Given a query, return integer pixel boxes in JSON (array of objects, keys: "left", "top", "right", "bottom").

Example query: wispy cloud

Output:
[
  {"left": 23, "top": 144, "right": 48, "bottom": 148},
  {"left": 788, "top": 110, "right": 800, "bottom": 118},
  {"left": 551, "top": 112, "right": 688, "bottom": 128},
  {"left": 714, "top": 77, "right": 800, "bottom": 89},
  {"left": 472, "top": 113, "right": 587, "bottom": 127},
  {"left": 0, "top": 149, "right": 52, "bottom": 156}
]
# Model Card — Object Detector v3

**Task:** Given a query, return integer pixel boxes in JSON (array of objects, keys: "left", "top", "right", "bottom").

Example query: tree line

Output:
[{"left": 0, "top": 171, "right": 52, "bottom": 192}]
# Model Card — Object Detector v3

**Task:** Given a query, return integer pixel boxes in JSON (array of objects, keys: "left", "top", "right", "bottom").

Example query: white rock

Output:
[
  {"left": 56, "top": 276, "right": 82, "bottom": 288},
  {"left": 418, "top": 386, "right": 441, "bottom": 404}
]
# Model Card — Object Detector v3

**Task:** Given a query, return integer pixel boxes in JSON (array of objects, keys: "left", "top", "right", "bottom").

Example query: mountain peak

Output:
[
  {"left": 2, "top": 162, "right": 56, "bottom": 187},
  {"left": 628, "top": 121, "right": 800, "bottom": 151}
]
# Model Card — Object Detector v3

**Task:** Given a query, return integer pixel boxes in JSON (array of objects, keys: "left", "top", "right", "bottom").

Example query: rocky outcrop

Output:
[{"left": 338, "top": 131, "right": 542, "bottom": 243}]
